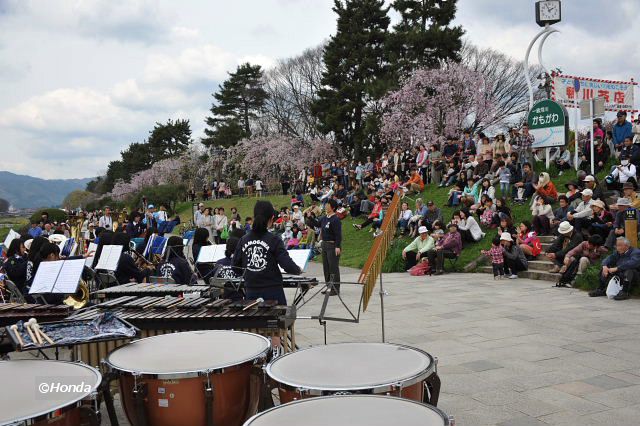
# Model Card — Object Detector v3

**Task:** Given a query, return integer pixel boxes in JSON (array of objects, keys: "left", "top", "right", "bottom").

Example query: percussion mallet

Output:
[
  {"left": 35, "top": 323, "right": 54, "bottom": 345},
  {"left": 27, "top": 318, "right": 43, "bottom": 345},
  {"left": 243, "top": 297, "right": 264, "bottom": 311},
  {"left": 10, "top": 324, "right": 24, "bottom": 347},
  {"left": 24, "top": 319, "right": 38, "bottom": 345},
  {"left": 30, "top": 318, "right": 53, "bottom": 345}
]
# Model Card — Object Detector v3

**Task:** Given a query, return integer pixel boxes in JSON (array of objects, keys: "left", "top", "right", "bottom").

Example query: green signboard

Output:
[{"left": 526, "top": 99, "right": 569, "bottom": 149}]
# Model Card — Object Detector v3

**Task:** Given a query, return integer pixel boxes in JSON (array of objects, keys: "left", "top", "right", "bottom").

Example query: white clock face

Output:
[{"left": 540, "top": 1, "right": 561, "bottom": 20}]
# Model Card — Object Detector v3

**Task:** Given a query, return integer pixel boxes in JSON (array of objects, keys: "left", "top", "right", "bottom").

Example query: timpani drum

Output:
[
  {"left": 266, "top": 342, "right": 441, "bottom": 404},
  {"left": 0, "top": 360, "right": 101, "bottom": 426},
  {"left": 106, "top": 330, "right": 271, "bottom": 426},
  {"left": 243, "top": 395, "right": 453, "bottom": 426}
]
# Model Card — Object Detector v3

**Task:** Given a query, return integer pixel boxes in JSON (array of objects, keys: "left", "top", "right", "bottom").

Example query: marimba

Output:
[
  {"left": 68, "top": 296, "right": 296, "bottom": 368},
  {"left": 0, "top": 303, "right": 71, "bottom": 327},
  {"left": 94, "top": 282, "right": 215, "bottom": 301}
]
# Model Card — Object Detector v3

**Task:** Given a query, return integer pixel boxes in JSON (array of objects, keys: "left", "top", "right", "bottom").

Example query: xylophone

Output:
[
  {"left": 68, "top": 296, "right": 297, "bottom": 368},
  {"left": 0, "top": 303, "right": 71, "bottom": 327},
  {"left": 94, "top": 282, "right": 217, "bottom": 301}
]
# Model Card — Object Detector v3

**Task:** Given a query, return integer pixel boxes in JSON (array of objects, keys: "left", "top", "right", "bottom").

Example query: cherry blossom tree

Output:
[
  {"left": 381, "top": 61, "right": 498, "bottom": 149},
  {"left": 225, "top": 135, "right": 338, "bottom": 178}
]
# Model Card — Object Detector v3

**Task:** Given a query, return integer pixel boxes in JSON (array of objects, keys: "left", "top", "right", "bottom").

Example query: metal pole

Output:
[
  {"left": 537, "top": 29, "right": 558, "bottom": 173},
  {"left": 379, "top": 272, "right": 386, "bottom": 343},
  {"left": 574, "top": 99, "right": 580, "bottom": 171},
  {"left": 590, "top": 100, "right": 595, "bottom": 176},
  {"left": 524, "top": 25, "right": 553, "bottom": 110}
]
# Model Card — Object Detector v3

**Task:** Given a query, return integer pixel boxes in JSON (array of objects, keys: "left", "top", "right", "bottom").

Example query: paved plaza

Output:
[{"left": 293, "top": 263, "right": 640, "bottom": 426}]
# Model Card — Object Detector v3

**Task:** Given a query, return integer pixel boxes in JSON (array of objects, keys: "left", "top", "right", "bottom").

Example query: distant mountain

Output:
[{"left": 0, "top": 171, "right": 94, "bottom": 209}]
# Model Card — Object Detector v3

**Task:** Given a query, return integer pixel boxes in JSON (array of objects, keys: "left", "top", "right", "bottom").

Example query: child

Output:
[
  {"left": 287, "top": 224, "right": 302, "bottom": 249},
  {"left": 482, "top": 236, "right": 505, "bottom": 279},
  {"left": 496, "top": 161, "right": 511, "bottom": 196},
  {"left": 244, "top": 217, "right": 252, "bottom": 233},
  {"left": 447, "top": 183, "right": 463, "bottom": 207},
  {"left": 281, "top": 226, "right": 293, "bottom": 246}
]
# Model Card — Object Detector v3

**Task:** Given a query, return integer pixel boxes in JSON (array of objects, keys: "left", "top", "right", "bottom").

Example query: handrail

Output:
[{"left": 358, "top": 190, "right": 402, "bottom": 311}]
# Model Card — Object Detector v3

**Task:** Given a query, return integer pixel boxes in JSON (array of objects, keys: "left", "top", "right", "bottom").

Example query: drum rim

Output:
[
  {"left": 244, "top": 395, "right": 450, "bottom": 425},
  {"left": 105, "top": 330, "right": 271, "bottom": 378},
  {"left": 266, "top": 342, "right": 435, "bottom": 394},
  {"left": 0, "top": 359, "right": 101, "bottom": 425}
]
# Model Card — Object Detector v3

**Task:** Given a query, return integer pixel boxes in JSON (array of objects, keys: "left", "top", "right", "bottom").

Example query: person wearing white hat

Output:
[
  {"left": 500, "top": 232, "right": 528, "bottom": 279},
  {"left": 545, "top": 221, "right": 583, "bottom": 273},
  {"left": 566, "top": 188, "right": 595, "bottom": 233},
  {"left": 581, "top": 175, "right": 604, "bottom": 201},
  {"left": 402, "top": 226, "right": 434, "bottom": 271}
]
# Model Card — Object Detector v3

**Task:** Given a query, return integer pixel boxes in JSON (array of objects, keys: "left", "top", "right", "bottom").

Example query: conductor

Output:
[{"left": 233, "top": 200, "right": 302, "bottom": 304}]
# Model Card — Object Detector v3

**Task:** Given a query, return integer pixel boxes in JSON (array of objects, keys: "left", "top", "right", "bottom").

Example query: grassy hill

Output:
[
  {"left": 0, "top": 171, "right": 93, "bottom": 209},
  {"left": 175, "top": 164, "right": 593, "bottom": 273}
]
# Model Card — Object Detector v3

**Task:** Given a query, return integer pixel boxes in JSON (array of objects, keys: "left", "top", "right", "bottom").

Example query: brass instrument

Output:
[
  {"left": 72, "top": 214, "right": 85, "bottom": 256},
  {"left": 113, "top": 209, "right": 127, "bottom": 232},
  {"left": 63, "top": 279, "right": 90, "bottom": 309},
  {"left": 132, "top": 249, "right": 158, "bottom": 272}
]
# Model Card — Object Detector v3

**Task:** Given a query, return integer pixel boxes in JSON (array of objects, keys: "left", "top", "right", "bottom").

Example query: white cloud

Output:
[
  {"left": 171, "top": 26, "right": 200, "bottom": 40},
  {"left": 143, "top": 44, "right": 236, "bottom": 87}
]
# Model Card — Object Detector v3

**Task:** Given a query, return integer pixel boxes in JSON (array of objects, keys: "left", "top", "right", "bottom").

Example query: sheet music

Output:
[
  {"left": 96, "top": 245, "right": 123, "bottom": 271},
  {"left": 61, "top": 238, "right": 75, "bottom": 257},
  {"left": 29, "top": 261, "right": 64, "bottom": 294},
  {"left": 143, "top": 234, "right": 155, "bottom": 257},
  {"left": 280, "top": 249, "right": 311, "bottom": 273},
  {"left": 87, "top": 242, "right": 98, "bottom": 255},
  {"left": 3, "top": 229, "right": 20, "bottom": 249},
  {"left": 196, "top": 245, "right": 226, "bottom": 263},
  {"left": 85, "top": 256, "right": 95, "bottom": 267},
  {"left": 51, "top": 258, "right": 85, "bottom": 293}
]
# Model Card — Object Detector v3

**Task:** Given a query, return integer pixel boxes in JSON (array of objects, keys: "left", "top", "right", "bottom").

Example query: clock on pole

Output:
[{"left": 535, "top": 1, "right": 561, "bottom": 27}]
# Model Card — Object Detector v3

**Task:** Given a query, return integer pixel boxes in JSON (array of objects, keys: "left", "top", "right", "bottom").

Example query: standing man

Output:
[
  {"left": 98, "top": 206, "right": 113, "bottom": 230},
  {"left": 320, "top": 199, "right": 342, "bottom": 296},
  {"left": 517, "top": 124, "right": 535, "bottom": 167},
  {"left": 612, "top": 111, "right": 633, "bottom": 153}
]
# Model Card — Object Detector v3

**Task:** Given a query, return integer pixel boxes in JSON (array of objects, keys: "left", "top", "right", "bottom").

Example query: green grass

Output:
[
  {"left": 0, "top": 216, "right": 29, "bottom": 243},
  {"left": 175, "top": 161, "right": 611, "bottom": 272}
]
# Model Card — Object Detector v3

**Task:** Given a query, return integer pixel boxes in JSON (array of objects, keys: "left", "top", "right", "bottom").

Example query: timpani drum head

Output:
[
  {"left": 267, "top": 342, "right": 434, "bottom": 392},
  {"left": 244, "top": 395, "right": 449, "bottom": 426},
  {"left": 0, "top": 360, "right": 101, "bottom": 425},
  {"left": 106, "top": 330, "right": 270, "bottom": 377}
]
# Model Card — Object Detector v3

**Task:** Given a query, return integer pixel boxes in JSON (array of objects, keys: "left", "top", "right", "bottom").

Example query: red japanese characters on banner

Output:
[{"left": 552, "top": 74, "right": 637, "bottom": 112}]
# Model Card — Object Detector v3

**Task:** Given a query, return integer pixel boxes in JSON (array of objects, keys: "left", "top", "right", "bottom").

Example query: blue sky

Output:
[{"left": 0, "top": 0, "right": 638, "bottom": 179}]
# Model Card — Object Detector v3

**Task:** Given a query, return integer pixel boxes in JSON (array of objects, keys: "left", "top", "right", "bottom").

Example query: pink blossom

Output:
[{"left": 381, "top": 61, "right": 498, "bottom": 149}]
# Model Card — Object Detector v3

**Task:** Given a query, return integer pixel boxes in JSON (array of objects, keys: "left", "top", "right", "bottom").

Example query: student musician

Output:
[
  {"left": 157, "top": 236, "right": 197, "bottom": 284},
  {"left": 233, "top": 201, "right": 302, "bottom": 305},
  {"left": 112, "top": 233, "right": 151, "bottom": 285},
  {"left": 3, "top": 239, "right": 28, "bottom": 292},
  {"left": 25, "top": 236, "right": 49, "bottom": 293},
  {"left": 213, "top": 237, "right": 243, "bottom": 300},
  {"left": 192, "top": 228, "right": 215, "bottom": 283}
]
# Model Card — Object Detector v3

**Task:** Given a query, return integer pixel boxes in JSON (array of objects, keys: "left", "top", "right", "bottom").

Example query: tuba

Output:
[{"left": 63, "top": 279, "right": 90, "bottom": 309}]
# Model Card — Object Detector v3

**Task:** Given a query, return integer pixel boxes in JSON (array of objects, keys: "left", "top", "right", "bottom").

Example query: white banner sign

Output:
[{"left": 552, "top": 75, "right": 637, "bottom": 112}]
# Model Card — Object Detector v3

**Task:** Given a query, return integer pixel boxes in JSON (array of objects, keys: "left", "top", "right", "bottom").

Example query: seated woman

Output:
[
  {"left": 460, "top": 178, "right": 481, "bottom": 210},
  {"left": 3, "top": 238, "right": 28, "bottom": 292},
  {"left": 531, "top": 196, "right": 554, "bottom": 236},
  {"left": 516, "top": 221, "right": 542, "bottom": 258},
  {"left": 478, "top": 197, "right": 497, "bottom": 228},
  {"left": 564, "top": 181, "right": 582, "bottom": 206},
  {"left": 454, "top": 210, "right": 484, "bottom": 244},
  {"left": 587, "top": 200, "right": 614, "bottom": 240},
  {"left": 157, "top": 236, "right": 196, "bottom": 285},
  {"left": 397, "top": 202, "right": 413, "bottom": 235},
  {"left": 353, "top": 196, "right": 383, "bottom": 231},
  {"left": 439, "top": 160, "right": 460, "bottom": 187},
  {"left": 497, "top": 216, "right": 517, "bottom": 243},
  {"left": 533, "top": 172, "right": 558, "bottom": 205}
]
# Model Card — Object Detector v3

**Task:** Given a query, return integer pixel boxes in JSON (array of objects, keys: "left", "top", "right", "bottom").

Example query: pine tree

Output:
[
  {"left": 148, "top": 119, "right": 192, "bottom": 160},
  {"left": 202, "top": 63, "right": 268, "bottom": 148},
  {"left": 312, "top": 0, "right": 391, "bottom": 159},
  {"left": 388, "top": 0, "right": 464, "bottom": 76}
]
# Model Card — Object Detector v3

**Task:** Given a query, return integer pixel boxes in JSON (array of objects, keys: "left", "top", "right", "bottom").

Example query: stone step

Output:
[
  {"left": 537, "top": 235, "right": 555, "bottom": 243},
  {"left": 527, "top": 260, "right": 556, "bottom": 271},
  {"left": 477, "top": 265, "right": 560, "bottom": 282}
]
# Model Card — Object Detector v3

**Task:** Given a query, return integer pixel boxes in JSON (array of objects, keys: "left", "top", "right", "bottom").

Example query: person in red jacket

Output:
[{"left": 533, "top": 172, "right": 558, "bottom": 204}]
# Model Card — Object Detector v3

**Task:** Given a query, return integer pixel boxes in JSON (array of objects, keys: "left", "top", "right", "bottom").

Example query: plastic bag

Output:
[
  {"left": 409, "top": 260, "right": 431, "bottom": 276},
  {"left": 606, "top": 275, "right": 622, "bottom": 299}
]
